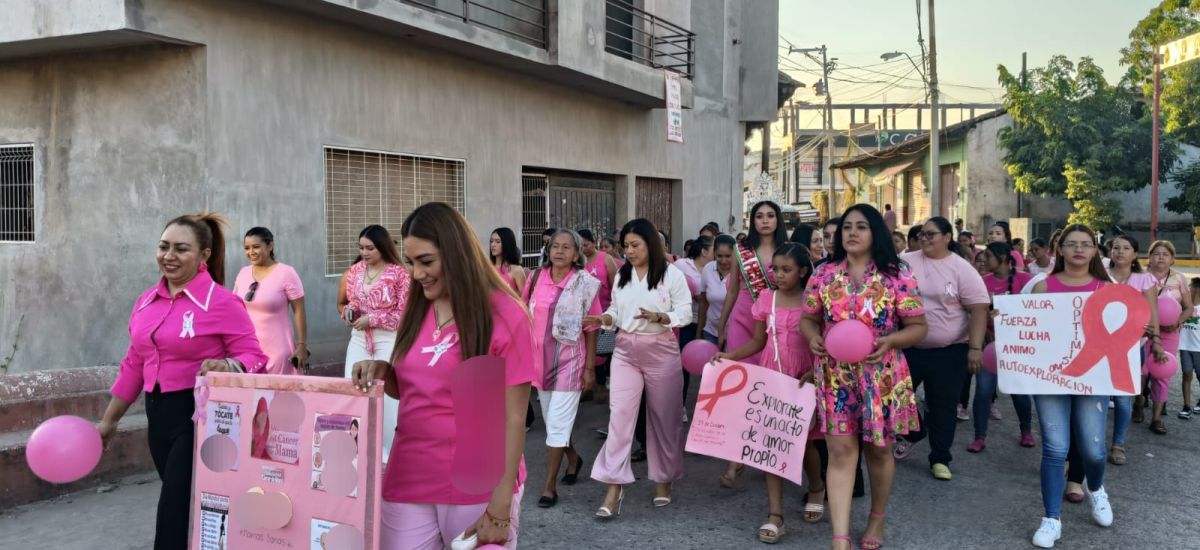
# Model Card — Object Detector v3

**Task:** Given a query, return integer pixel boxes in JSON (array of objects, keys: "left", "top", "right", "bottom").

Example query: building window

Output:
[
  {"left": 0, "top": 144, "right": 34, "bottom": 243},
  {"left": 521, "top": 173, "right": 548, "bottom": 268},
  {"left": 323, "top": 147, "right": 464, "bottom": 276},
  {"left": 636, "top": 176, "right": 674, "bottom": 240}
]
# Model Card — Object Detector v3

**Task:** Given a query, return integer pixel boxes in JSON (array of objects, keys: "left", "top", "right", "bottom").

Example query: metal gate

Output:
[
  {"left": 635, "top": 177, "right": 673, "bottom": 240},
  {"left": 549, "top": 175, "right": 615, "bottom": 244},
  {"left": 521, "top": 173, "right": 549, "bottom": 268}
]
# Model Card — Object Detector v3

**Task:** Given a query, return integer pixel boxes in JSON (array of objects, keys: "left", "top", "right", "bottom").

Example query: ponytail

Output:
[{"left": 164, "top": 211, "right": 231, "bottom": 286}]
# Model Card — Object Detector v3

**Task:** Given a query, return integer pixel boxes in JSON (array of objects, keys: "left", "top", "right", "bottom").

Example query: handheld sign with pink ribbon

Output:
[
  {"left": 685, "top": 359, "right": 816, "bottom": 486},
  {"left": 993, "top": 285, "right": 1150, "bottom": 396}
]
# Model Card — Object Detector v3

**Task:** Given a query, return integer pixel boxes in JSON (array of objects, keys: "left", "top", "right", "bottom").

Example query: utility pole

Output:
[
  {"left": 1151, "top": 45, "right": 1161, "bottom": 242},
  {"left": 927, "top": 0, "right": 941, "bottom": 217},
  {"left": 822, "top": 45, "right": 836, "bottom": 216},
  {"left": 1018, "top": 52, "right": 1026, "bottom": 218}
]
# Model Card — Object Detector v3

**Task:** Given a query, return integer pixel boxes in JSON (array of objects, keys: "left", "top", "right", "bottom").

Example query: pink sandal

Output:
[
  {"left": 832, "top": 535, "right": 852, "bottom": 549},
  {"left": 860, "top": 511, "right": 886, "bottom": 550}
]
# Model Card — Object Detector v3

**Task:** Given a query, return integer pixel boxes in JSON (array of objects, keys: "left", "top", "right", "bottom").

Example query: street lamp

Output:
[
  {"left": 880, "top": 51, "right": 926, "bottom": 86},
  {"left": 880, "top": 49, "right": 940, "bottom": 218}
]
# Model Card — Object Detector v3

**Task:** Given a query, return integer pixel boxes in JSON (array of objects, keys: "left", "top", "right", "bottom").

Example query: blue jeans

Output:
[
  {"left": 972, "top": 369, "right": 1033, "bottom": 437},
  {"left": 701, "top": 331, "right": 720, "bottom": 346},
  {"left": 1111, "top": 396, "right": 1132, "bottom": 446},
  {"left": 1034, "top": 394, "right": 1108, "bottom": 518}
]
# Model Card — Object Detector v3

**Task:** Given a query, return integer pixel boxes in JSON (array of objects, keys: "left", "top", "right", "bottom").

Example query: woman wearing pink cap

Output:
[{"left": 353, "top": 202, "right": 535, "bottom": 549}]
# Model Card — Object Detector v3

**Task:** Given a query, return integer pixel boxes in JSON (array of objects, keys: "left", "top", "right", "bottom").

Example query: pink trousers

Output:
[
  {"left": 591, "top": 331, "right": 685, "bottom": 485},
  {"left": 380, "top": 485, "right": 523, "bottom": 550}
]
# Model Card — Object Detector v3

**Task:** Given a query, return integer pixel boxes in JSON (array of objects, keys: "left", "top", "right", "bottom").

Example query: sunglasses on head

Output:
[{"left": 245, "top": 281, "right": 259, "bottom": 302}]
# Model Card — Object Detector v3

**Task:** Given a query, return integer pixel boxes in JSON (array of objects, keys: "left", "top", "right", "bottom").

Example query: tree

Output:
[
  {"left": 1121, "top": 0, "right": 1200, "bottom": 146},
  {"left": 998, "top": 56, "right": 1177, "bottom": 229},
  {"left": 1165, "top": 159, "right": 1200, "bottom": 220}
]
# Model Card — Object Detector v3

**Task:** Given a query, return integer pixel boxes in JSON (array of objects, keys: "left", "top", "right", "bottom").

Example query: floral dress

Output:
[{"left": 802, "top": 260, "right": 925, "bottom": 446}]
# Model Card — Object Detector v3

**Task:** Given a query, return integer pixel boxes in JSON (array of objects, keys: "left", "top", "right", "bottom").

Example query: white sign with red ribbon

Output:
[
  {"left": 665, "top": 69, "right": 683, "bottom": 143},
  {"left": 685, "top": 360, "right": 816, "bottom": 486},
  {"left": 993, "top": 285, "right": 1150, "bottom": 396}
]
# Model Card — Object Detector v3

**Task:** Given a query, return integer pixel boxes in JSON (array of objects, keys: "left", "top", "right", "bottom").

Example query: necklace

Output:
[
  {"left": 433, "top": 308, "right": 455, "bottom": 340},
  {"left": 365, "top": 265, "right": 384, "bottom": 285}
]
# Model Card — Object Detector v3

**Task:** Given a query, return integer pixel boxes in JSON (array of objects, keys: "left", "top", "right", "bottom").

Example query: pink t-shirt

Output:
[
  {"left": 383, "top": 290, "right": 536, "bottom": 505},
  {"left": 982, "top": 271, "right": 1035, "bottom": 297},
  {"left": 1108, "top": 271, "right": 1156, "bottom": 292},
  {"left": 233, "top": 263, "right": 304, "bottom": 375},
  {"left": 585, "top": 251, "right": 614, "bottom": 311},
  {"left": 750, "top": 289, "right": 813, "bottom": 379},
  {"left": 112, "top": 270, "right": 268, "bottom": 402},
  {"left": 901, "top": 251, "right": 990, "bottom": 349}
]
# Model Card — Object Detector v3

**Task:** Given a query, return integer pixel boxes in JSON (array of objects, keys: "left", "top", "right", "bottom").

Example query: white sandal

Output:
[
  {"left": 595, "top": 488, "right": 624, "bottom": 519},
  {"left": 758, "top": 513, "right": 786, "bottom": 544},
  {"left": 803, "top": 487, "right": 826, "bottom": 523}
]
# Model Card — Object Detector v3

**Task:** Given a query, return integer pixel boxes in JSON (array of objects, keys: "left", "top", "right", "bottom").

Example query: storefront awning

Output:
[{"left": 872, "top": 159, "right": 918, "bottom": 185}]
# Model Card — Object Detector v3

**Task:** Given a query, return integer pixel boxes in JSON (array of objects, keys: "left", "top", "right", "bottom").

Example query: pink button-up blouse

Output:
[{"left": 111, "top": 269, "right": 268, "bottom": 402}]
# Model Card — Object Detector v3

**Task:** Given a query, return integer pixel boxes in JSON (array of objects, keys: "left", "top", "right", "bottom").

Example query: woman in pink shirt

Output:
[
  {"left": 892, "top": 217, "right": 990, "bottom": 481},
  {"left": 352, "top": 203, "right": 535, "bottom": 550},
  {"left": 232, "top": 227, "right": 308, "bottom": 375},
  {"left": 986, "top": 221, "right": 1027, "bottom": 271},
  {"left": 342, "top": 225, "right": 411, "bottom": 462},
  {"left": 98, "top": 213, "right": 267, "bottom": 550},
  {"left": 972, "top": 241, "right": 1037, "bottom": 451},
  {"left": 522, "top": 229, "right": 601, "bottom": 509},
  {"left": 489, "top": 227, "right": 527, "bottom": 294},
  {"left": 580, "top": 229, "right": 619, "bottom": 401}
]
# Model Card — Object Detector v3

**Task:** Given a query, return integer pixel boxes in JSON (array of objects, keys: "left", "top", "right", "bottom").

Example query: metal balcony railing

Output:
[
  {"left": 604, "top": 0, "right": 695, "bottom": 79},
  {"left": 403, "top": 0, "right": 548, "bottom": 48}
]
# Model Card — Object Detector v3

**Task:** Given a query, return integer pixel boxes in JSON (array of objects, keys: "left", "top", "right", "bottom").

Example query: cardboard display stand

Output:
[{"left": 190, "top": 373, "right": 384, "bottom": 550}]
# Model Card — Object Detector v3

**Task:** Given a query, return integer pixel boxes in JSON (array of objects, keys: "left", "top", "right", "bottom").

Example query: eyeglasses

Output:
[
  {"left": 1061, "top": 242, "right": 1096, "bottom": 250},
  {"left": 244, "top": 281, "right": 259, "bottom": 302},
  {"left": 918, "top": 231, "right": 944, "bottom": 240}
]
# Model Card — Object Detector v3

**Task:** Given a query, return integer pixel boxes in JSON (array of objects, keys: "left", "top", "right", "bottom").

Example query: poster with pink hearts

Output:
[
  {"left": 685, "top": 360, "right": 817, "bottom": 486},
  {"left": 191, "top": 373, "right": 383, "bottom": 550}
]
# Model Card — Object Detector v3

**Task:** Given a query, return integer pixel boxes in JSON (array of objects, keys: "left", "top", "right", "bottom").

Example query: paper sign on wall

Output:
[
  {"left": 993, "top": 286, "right": 1150, "bottom": 396},
  {"left": 685, "top": 360, "right": 816, "bottom": 486},
  {"left": 665, "top": 69, "right": 683, "bottom": 143}
]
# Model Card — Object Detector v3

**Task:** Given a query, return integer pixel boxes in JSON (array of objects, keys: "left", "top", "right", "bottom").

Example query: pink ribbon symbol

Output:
[
  {"left": 191, "top": 377, "right": 210, "bottom": 424},
  {"left": 696, "top": 363, "right": 748, "bottom": 417},
  {"left": 1061, "top": 284, "right": 1151, "bottom": 394}
]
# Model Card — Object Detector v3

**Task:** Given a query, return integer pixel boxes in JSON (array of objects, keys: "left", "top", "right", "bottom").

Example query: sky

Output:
[{"left": 776, "top": 0, "right": 1160, "bottom": 133}]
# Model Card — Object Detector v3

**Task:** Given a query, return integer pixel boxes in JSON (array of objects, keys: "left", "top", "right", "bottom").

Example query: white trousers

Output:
[{"left": 344, "top": 328, "right": 399, "bottom": 463}]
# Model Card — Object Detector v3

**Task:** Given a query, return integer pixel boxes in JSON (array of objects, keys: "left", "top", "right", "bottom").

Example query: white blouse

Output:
[{"left": 603, "top": 263, "right": 693, "bottom": 334}]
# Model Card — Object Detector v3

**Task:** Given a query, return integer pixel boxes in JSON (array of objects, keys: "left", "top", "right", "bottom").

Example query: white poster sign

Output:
[
  {"left": 665, "top": 70, "right": 683, "bottom": 143},
  {"left": 993, "top": 286, "right": 1149, "bottom": 396}
]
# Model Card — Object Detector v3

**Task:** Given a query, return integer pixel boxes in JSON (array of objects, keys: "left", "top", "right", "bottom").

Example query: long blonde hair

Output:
[{"left": 392, "top": 203, "right": 518, "bottom": 361}]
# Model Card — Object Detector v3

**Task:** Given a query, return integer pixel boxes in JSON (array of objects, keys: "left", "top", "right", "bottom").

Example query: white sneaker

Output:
[
  {"left": 990, "top": 403, "right": 1002, "bottom": 420},
  {"left": 956, "top": 404, "right": 970, "bottom": 421},
  {"left": 1087, "top": 486, "right": 1113, "bottom": 527},
  {"left": 1032, "top": 517, "right": 1061, "bottom": 548}
]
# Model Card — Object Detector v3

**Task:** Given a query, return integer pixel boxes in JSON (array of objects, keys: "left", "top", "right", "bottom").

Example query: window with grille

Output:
[
  {"left": 0, "top": 144, "right": 35, "bottom": 243},
  {"left": 323, "top": 147, "right": 465, "bottom": 276},
  {"left": 521, "top": 174, "right": 548, "bottom": 268}
]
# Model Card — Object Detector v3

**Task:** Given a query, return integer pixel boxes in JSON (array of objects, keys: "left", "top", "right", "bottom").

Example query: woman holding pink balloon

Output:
[
  {"left": 798, "top": 204, "right": 928, "bottom": 550},
  {"left": 98, "top": 213, "right": 268, "bottom": 550},
  {"left": 714, "top": 200, "right": 786, "bottom": 487},
  {"left": 892, "top": 217, "right": 990, "bottom": 480},
  {"left": 712, "top": 242, "right": 822, "bottom": 543},
  {"left": 520, "top": 229, "right": 602, "bottom": 509},
  {"left": 352, "top": 203, "right": 535, "bottom": 549},
  {"left": 1104, "top": 234, "right": 1164, "bottom": 463},
  {"left": 584, "top": 218, "right": 692, "bottom": 519},
  {"left": 1177, "top": 278, "right": 1200, "bottom": 420},
  {"left": 1142, "top": 240, "right": 1191, "bottom": 434}
]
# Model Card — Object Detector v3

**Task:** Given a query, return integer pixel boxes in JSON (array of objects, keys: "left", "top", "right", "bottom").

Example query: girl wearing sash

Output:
[
  {"left": 1026, "top": 224, "right": 1116, "bottom": 548},
  {"left": 714, "top": 243, "right": 822, "bottom": 544},
  {"left": 522, "top": 230, "right": 602, "bottom": 509},
  {"left": 715, "top": 200, "right": 787, "bottom": 487}
]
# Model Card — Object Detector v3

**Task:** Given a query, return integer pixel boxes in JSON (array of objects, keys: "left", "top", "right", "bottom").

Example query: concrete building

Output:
[{"left": 0, "top": 0, "right": 778, "bottom": 375}]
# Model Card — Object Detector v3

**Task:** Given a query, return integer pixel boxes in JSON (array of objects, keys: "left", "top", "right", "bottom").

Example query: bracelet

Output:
[{"left": 484, "top": 508, "right": 511, "bottom": 529}]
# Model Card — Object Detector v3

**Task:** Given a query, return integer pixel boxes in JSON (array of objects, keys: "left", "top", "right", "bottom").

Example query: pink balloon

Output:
[
  {"left": 983, "top": 342, "right": 998, "bottom": 374},
  {"left": 1146, "top": 351, "right": 1178, "bottom": 380},
  {"left": 1158, "top": 296, "right": 1183, "bottom": 327},
  {"left": 826, "top": 321, "right": 874, "bottom": 364},
  {"left": 26, "top": 415, "right": 102, "bottom": 484},
  {"left": 682, "top": 339, "right": 719, "bottom": 376}
]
